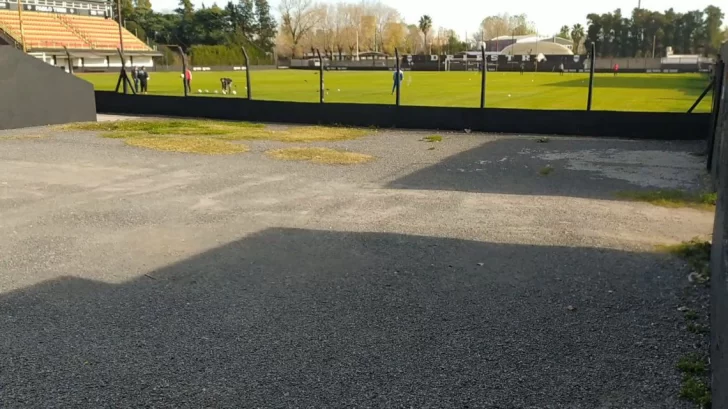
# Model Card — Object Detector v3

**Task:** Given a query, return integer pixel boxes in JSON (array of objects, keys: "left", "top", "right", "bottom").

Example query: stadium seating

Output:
[
  {"left": 60, "top": 14, "right": 149, "bottom": 51},
  {"left": 0, "top": 10, "right": 150, "bottom": 51}
]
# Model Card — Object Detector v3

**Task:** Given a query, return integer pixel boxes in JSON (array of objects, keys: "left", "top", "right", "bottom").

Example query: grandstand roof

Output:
[{"left": 500, "top": 41, "right": 573, "bottom": 56}]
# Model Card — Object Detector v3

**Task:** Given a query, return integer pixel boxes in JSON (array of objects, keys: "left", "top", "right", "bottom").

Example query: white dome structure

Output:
[{"left": 501, "top": 42, "right": 573, "bottom": 56}]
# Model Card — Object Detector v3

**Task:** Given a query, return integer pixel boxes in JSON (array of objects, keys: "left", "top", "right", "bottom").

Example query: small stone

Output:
[
  {"left": 677, "top": 306, "right": 689, "bottom": 312},
  {"left": 566, "top": 305, "right": 576, "bottom": 312},
  {"left": 477, "top": 262, "right": 484, "bottom": 266},
  {"left": 464, "top": 128, "right": 472, "bottom": 133}
]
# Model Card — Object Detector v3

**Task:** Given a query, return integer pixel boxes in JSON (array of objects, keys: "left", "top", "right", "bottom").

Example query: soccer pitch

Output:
[{"left": 79, "top": 70, "right": 713, "bottom": 113}]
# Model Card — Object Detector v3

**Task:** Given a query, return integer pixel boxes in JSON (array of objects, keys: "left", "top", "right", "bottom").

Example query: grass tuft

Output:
[
  {"left": 539, "top": 166, "right": 554, "bottom": 176},
  {"left": 423, "top": 135, "right": 443, "bottom": 142},
  {"left": 680, "top": 375, "right": 711, "bottom": 407},
  {"left": 676, "top": 353, "right": 711, "bottom": 407},
  {"left": 656, "top": 237, "right": 711, "bottom": 282},
  {"left": 266, "top": 147, "right": 373, "bottom": 164},
  {"left": 125, "top": 137, "right": 249, "bottom": 154},
  {"left": 616, "top": 189, "right": 716, "bottom": 211},
  {"left": 677, "top": 354, "right": 707, "bottom": 374}
]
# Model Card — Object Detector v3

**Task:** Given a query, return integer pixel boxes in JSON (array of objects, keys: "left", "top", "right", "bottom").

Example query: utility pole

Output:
[
  {"left": 17, "top": 0, "right": 27, "bottom": 52},
  {"left": 638, "top": 0, "right": 641, "bottom": 9}
]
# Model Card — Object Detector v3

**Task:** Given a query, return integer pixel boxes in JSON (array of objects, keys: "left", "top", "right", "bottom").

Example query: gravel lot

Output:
[{"left": 0, "top": 120, "right": 714, "bottom": 408}]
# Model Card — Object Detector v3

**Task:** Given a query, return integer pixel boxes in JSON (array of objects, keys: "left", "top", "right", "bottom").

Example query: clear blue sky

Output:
[{"left": 154, "top": 0, "right": 722, "bottom": 39}]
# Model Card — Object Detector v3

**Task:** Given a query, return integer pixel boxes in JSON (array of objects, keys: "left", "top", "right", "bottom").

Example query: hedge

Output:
[{"left": 189, "top": 45, "right": 272, "bottom": 66}]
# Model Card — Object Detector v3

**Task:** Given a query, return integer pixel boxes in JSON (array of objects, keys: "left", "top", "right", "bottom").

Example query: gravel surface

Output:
[{"left": 0, "top": 125, "right": 714, "bottom": 408}]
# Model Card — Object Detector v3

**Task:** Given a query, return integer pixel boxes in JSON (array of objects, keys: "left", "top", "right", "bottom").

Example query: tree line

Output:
[
  {"left": 113, "top": 0, "right": 277, "bottom": 60},
  {"left": 574, "top": 6, "right": 724, "bottom": 57},
  {"left": 276, "top": 0, "right": 467, "bottom": 58},
  {"left": 114, "top": 0, "right": 725, "bottom": 62}
]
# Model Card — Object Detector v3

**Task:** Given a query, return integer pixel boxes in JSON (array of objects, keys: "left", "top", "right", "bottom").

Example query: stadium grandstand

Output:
[{"left": 0, "top": 0, "right": 158, "bottom": 71}]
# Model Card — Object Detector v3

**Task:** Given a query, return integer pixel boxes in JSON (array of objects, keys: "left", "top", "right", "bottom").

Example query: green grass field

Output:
[{"left": 79, "top": 70, "right": 713, "bottom": 112}]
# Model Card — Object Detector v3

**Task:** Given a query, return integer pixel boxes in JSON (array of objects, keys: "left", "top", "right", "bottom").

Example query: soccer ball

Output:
[
  {"left": 222, "top": 90, "right": 227, "bottom": 95},
  {"left": 204, "top": 89, "right": 209, "bottom": 93},
  {"left": 197, "top": 89, "right": 202, "bottom": 93},
  {"left": 232, "top": 90, "right": 237, "bottom": 95},
  {"left": 214, "top": 90, "right": 218, "bottom": 94},
  {"left": 180, "top": 73, "right": 184, "bottom": 78},
  {"left": 337, "top": 89, "right": 340, "bottom": 92}
]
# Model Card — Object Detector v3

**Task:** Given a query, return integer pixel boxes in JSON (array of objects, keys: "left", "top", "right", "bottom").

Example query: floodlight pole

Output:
[
  {"left": 316, "top": 49, "right": 324, "bottom": 103},
  {"left": 241, "top": 46, "right": 252, "bottom": 99},
  {"left": 395, "top": 48, "right": 401, "bottom": 106},
  {"left": 115, "top": 0, "right": 125, "bottom": 56},
  {"left": 587, "top": 42, "right": 595, "bottom": 111},
  {"left": 17, "top": 0, "right": 27, "bottom": 52},
  {"left": 480, "top": 45, "right": 486, "bottom": 108},
  {"left": 63, "top": 46, "right": 73, "bottom": 74}
]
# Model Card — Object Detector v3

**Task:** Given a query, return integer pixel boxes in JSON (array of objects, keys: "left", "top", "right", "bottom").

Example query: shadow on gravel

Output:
[
  {"left": 0, "top": 228, "right": 692, "bottom": 408},
  {"left": 389, "top": 137, "right": 704, "bottom": 200}
]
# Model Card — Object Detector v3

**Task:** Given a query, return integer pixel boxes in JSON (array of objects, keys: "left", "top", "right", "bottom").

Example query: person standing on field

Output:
[
  {"left": 131, "top": 66, "right": 139, "bottom": 93},
  {"left": 391, "top": 69, "right": 404, "bottom": 95},
  {"left": 559, "top": 62, "right": 565, "bottom": 76},
  {"left": 185, "top": 68, "right": 192, "bottom": 94},
  {"left": 613, "top": 63, "right": 619, "bottom": 77},
  {"left": 137, "top": 67, "right": 149, "bottom": 94},
  {"left": 520, "top": 62, "right": 525, "bottom": 75}
]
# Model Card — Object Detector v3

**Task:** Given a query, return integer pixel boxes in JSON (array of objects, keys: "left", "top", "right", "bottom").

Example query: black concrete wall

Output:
[
  {"left": 95, "top": 91, "right": 709, "bottom": 140},
  {"left": 0, "top": 46, "right": 96, "bottom": 130},
  {"left": 710, "top": 42, "right": 728, "bottom": 409}
]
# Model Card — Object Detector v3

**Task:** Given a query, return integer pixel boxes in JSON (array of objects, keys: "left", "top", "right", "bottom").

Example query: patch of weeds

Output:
[
  {"left": 656, "top": 238, "right": 711, "bottom": 282},
  {"left": 677, "top": 353, "right": 711, "bottom": 407},
  {"left": 539, "top": 166, "right": 554, "bottom": 176},
  {"left": 680, "top": 375, "right": 711, "bottom": 408},
  {"left": 266, "top": 147, "right": 373, "bottom": 165},
  {"left": 125, "top": 137, "right": 249, "bottom": 155},
  {"left": 616, "top": 189, "right": 716, "bottom": 211},
  {"left": 0, "top": 133, "right": 47, "bottom": 140},
  {"left": 64, "top": 120, "right": 369, "bottom": 143},
  {"left": 687, "top": 322, "right": 709, "bottom": 334},
  {"left": 423, "top": 135, "right": 442, "bottom": 143},
  {"left": 535, "top": 137, "right": 550, "bottom": 143},
  {"left": 677, "top": 353, "right": 707, "bottom": 374},
  {"left": 684, "top": 309, "right": 699, "bottom": 320}
]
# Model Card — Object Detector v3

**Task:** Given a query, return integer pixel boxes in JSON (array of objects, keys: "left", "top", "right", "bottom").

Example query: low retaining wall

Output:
[
  {"left": 94, "top": 91, "right": 708, "bottom": 140},
  {"left": 710, "top": 42, "right": 728, "bottom": 409}
]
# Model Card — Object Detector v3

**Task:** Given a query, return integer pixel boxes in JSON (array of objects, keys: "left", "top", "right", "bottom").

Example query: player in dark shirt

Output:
[
  {"left": 220, "top": 77, "right": 233, "bottom": 94},
  {"left": 137, "top": 67, "right": 149, "bottom": 94}
]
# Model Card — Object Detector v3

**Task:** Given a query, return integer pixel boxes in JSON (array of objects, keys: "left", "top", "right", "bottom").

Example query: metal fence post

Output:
[
  {"left": 316, "top": 49, "right": 324, "bottom": 103},
  {"left": 241, "top": 46, "right": 252, "bottom": 99},
  {"left": 395, "top": 48, "right": 401, "bottom": 106},
  {"left": 587, "top": 43, "right": 595, "bottom": 111},
  {"left": 480, "top": 45, "right": 486, "bottom": 108}
]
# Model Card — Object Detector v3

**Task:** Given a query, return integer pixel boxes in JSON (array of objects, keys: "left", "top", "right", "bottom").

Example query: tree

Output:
[
  {"left": 570, "top": 24, "right": 584, "bottom": 54},
  {"left": 278, "top": 0, "right": 320, "bottom": 57},
  {"left": 418, "top": 14, "right": 432, "bottom": 54},
  {"left": 254, "top": 0, "right": 277, "bottom": 51},
  {"left": 478, "top": 13, "right": 536, "bottom": 40},
  {"left": 704, "top": 5, "right": 724, "bottom": 55},
  {"left": 558, "top": 25, "right": 570, "bottom": 39}
]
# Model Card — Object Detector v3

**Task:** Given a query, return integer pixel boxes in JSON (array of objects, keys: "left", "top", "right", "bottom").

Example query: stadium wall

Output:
[
  {"left": 0, "top": 46, "right": 95, "bottom": 130},
  {"left": 710, "top": 42, "right": 728, "bottom": 409},
  {"left": 284, "top": 56, "right": 707, "bottom": 73},
  {"left": 94, "top": 91, "right": 708, "bottom": 140}
]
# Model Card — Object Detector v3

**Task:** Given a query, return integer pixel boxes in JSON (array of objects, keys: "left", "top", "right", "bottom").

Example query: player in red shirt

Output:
[{"left": 613, "top": 63, "right": 619, "bottom": 77}]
